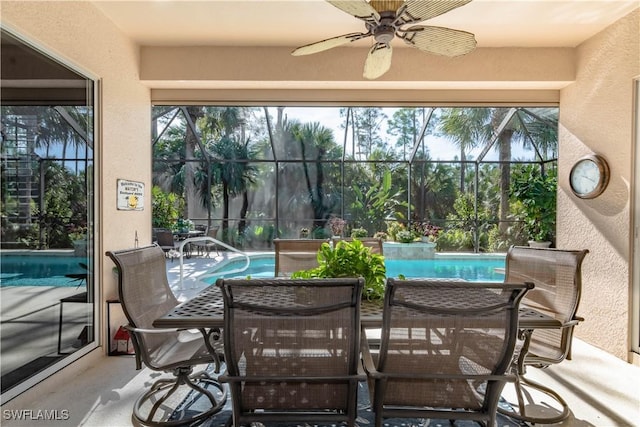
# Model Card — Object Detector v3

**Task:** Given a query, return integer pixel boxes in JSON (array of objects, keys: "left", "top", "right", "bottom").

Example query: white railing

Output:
[{"left": 176, "top": 236, "right": 250, "bottom": 289}]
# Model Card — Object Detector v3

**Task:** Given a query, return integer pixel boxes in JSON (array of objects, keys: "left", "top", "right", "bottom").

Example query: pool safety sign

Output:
[{"left": 117, "top": 179, "right": 144, "bottom": 211}]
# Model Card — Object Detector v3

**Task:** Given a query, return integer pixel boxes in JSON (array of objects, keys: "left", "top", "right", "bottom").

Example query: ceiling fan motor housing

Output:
[{"left": 373, "top": 12, "right": 398, "bottom": 44}]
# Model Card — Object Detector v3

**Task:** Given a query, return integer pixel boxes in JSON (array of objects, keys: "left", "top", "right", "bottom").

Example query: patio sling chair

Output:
[
  {"left": 498, "top": 245, "right": 589, "bottom": 424},
  {"left": 273, "top": 238, "right": 329, "bottom": 276},
  {"left": 361, "top": 278, "right": 533, "bottom": 427},
  {"left": 191, "top": 226, "right": 220, "bottom": 258},
  {"left": 217, "top": 277, "right": 366, "bottom": 426},
  {"left": 155, "top": 230, "right": 178, "bottom": 261},
  {"left": 106, "top": 245, "right": 226, "bottom": 426}
]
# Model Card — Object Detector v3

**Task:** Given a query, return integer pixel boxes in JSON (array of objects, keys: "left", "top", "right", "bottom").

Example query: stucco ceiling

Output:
[{"left": 92, "top": 0, "right": 639, "bottom": 49}]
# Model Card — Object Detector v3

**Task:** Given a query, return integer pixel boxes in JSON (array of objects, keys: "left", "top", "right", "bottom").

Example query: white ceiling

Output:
[{"left": 92, "top": 0, "right": 639, "bottom": 49}]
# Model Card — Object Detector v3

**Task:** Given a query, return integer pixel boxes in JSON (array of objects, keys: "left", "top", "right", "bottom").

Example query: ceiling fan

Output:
[{"left": 291, "top": 0, "right": 477, "bottom": 80}]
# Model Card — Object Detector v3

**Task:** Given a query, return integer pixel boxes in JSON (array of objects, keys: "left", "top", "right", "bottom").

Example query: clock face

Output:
[{"left": 569, "top": 155, "right": 609, "bottom": 199}]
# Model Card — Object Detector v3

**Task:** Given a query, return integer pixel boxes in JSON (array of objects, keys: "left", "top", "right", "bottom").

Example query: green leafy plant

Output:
[
  {"left": 385, "top": 220, "right": 405, "bottom": 241},
  {"left": 396, "top": 230, "right": 415, "bottom": 243},
  {"left": 350, "top": 227, "right": 368, "bottom": 238},
  {"left": 291, "top": 239, "right": 386, "bottom": 301},
  {"left": 511, "top": 166, "right": 557, "bottom": 243},
  {"left": 152, "top": 186, "right": 183, "bottom": 229}
]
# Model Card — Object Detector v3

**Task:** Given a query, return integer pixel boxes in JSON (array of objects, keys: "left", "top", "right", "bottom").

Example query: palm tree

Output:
[
  {"left": 207, "top": 135, "right": 257, "bottom": 242},
  {"left": 290, "top": 121, "right": 342, "bottom": 232},
  {"left": 437, "top": 108, "right": 491, "bottom": 192}
]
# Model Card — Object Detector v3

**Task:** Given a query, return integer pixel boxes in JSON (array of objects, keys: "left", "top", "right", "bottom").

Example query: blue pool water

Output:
[
  {"left": 0, "top": 255, "right": 88, "bottom": 287},
  {"left": 203, "top": 254, "right": 505, "bottom": 284}
]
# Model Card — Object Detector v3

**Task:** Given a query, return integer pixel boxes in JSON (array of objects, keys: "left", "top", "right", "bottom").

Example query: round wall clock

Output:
[{"left": 569, "top": 154, "right": 610, "bottom": 199}]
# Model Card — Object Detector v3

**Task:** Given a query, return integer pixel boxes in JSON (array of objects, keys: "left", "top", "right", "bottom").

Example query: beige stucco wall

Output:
[
  {"left": 558, "top": 9, "right": 639, "bottom": 361},
  {"left": 1, "top": 0, "right": 151, "bottom": 362}
]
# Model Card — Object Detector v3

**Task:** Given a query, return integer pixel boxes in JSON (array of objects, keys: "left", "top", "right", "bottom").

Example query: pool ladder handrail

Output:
[{"left": 176, "top": 236, "right": 250, "bottom": 289}]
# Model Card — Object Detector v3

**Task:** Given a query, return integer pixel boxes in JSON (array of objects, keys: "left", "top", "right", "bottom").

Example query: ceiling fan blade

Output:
[
  {"left": 292, "top": 32, "right": 370, "bottom": 56},
  {"left": 398, "top": 0, "right": 473, "bottom": 25},
  {"left": 363, "top": 43, "right": 393, "bottom": 80},
  {"left": 327, "top": 0, "right": 380, "bottom": 23},
  {"left": 400, "top": 25, "right": 476, "bottom": 57}
]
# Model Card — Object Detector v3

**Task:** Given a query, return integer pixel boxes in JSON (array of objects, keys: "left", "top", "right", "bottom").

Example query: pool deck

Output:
[{"left": 166, "top": 251, "right": 272, "bottom": 301}]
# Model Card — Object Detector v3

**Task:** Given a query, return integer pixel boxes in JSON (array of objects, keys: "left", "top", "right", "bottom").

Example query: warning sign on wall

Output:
[{"left": 117, "top": 179, "right": 144, "bottom": 211}]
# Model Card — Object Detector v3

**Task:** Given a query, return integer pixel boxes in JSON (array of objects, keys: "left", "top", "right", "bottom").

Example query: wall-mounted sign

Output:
[{"left": 117, "top": 179, "right": 144, "bottom": 211}]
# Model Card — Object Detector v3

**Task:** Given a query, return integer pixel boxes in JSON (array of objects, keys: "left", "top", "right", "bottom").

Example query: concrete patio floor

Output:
[{"left": 1, "top": 254, "right": 639, "bottom": 426}]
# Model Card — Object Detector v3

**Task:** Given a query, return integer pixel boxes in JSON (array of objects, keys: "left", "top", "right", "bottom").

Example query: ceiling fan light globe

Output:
[{"left": 374, "top": 26, "right": 395, "bottom": 43}]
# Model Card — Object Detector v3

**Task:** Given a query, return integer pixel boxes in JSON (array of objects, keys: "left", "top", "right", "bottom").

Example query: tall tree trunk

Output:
[
  {"left": 238, "top": 191, "right": 249, "bottom": 236},
  {"left": 184, "top": 107, "right": 203, "bottom": 221},
  {"left": 499, "top": 131, "right": 513, "bottom": 234},
  {"left": 222, "top": 182, "right": 230, "bottom": 242},
  {"left": 459, "top": 150, "right": 466, "bottom": 193}
]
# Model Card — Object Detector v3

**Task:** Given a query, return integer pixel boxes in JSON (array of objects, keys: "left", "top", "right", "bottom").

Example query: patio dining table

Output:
[
  {"left": 153, "top": 283, "right": 564, "bottom": 424},
  {"left": 153, "top": 282, "right": 560, "bottom": 331}
]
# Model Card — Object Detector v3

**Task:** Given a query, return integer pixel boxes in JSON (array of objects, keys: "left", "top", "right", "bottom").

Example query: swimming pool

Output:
[
  {"left": 0, "top": 254, "right": 88, "bottom": 287},
  {"left": 202, "top": 253, "right": 505, "bottom": 284}
]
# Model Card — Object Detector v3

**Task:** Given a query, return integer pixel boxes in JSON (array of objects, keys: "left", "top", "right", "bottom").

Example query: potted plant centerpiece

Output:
[{"left": 291, "top": 239, "right": 386, "bottom": 302}]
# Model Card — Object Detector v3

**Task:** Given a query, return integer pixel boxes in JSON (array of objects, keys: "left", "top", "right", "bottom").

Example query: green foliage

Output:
[
  {"left": 350, "top": 227, "right": 368, "bottom": 238},
  {"left": 385, "top": 220, "right": 405, "bottom": 241},
  {"left": 436, "top": 228, "right": 474, "bottom": 251},
  {"left": 395, "top": 230, "right": 416, "bottom": 243},
  {"left": 152, "top": 186, "right": 183, "bottom": 229},
  {"left": 38, "top": 162, "right": 87, "bottom": 248},
  {"left": 349, "top": 168, "right": 406, "bottom": 234},
  {"left": 291, "top": 239, "right": 386, "bottom": 301},
  {"left": 510, "top": 166, "right": 557, "bottom": 242},
  {"left": 312, "top": 226, "right": 330, "bottom": 239}
]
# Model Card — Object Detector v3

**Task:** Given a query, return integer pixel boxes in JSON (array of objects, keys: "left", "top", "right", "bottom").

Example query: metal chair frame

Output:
[{"left": 107, "top": 245, "right": 227, "bottom": 426}]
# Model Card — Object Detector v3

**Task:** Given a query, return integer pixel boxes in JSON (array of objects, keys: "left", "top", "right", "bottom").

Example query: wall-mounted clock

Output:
[{"left": 569, "top": 154, "right": 610, "bottom": 199}]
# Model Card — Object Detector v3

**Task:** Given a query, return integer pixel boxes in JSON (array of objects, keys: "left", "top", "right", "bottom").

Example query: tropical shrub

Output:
[
  {"left": 510, "top": 166, "right": 557, "bottom": 243},
  {"left": 396, "top": 230, "right": 415, "bottom": 243},
  {"left": 350, "top": 227, "right": 368, "bottom": 238},
  {"left": 152, "top": 186, "right": 183, "bottom": 229},
  {"left": 385, "top": 220, "right": 405, "bottom": 241}
]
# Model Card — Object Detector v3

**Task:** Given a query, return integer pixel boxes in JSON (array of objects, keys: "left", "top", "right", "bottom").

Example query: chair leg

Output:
[
  {"left": 498, "top": 371, "right": 570, "bottom": 424},
  {"left": 132, "top": 366, "right": 227, "bottom": 426}
]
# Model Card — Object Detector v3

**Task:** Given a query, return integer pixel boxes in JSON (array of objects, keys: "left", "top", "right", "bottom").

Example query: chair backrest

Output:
[
  {"left": 106, "top": 245, "right": 180, "bottom": 364},
  {"left": 374, "top": 278, "right": 532, "bottom": 421},
  {"left": 155, "top": 230, "right": 175, "bottom": 248},
  {"left": 217, "top": 277, "right": 364, "bottom": 424},
  {"left": 504, "top": 245, "right": 588, "bottom": 363},
  {"left": 207, "top": 226, "right": 219, "bottom": 239},
  {"left": 273, "top": 238, "right": 328, "bottom": 276}
]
